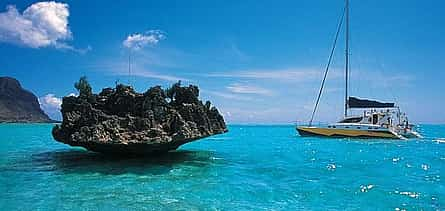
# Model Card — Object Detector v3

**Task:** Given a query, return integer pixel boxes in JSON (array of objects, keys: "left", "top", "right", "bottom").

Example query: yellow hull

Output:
[{"left": 296, "top": 126, "right": 400, "bottom": 139}]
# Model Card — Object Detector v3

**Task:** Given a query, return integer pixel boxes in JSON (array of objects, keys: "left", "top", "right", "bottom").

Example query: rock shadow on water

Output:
[{"left": 29, "top": 148, "right": 217, "bottom": 175}]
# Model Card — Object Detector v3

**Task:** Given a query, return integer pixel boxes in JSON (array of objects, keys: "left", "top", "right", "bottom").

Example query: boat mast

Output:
[{"left": 344, "top": 0, "right": 350, "bottom": 117}]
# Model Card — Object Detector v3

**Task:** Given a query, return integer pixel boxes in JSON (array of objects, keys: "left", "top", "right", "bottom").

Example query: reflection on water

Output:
[{"left": 3, "top": 149, "right": 216, "bottom": 175}]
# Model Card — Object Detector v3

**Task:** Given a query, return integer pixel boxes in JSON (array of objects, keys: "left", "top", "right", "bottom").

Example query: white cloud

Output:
[
  {"left": 80, "top": 61, "right": 186, "bottom": 82},
  {"left": 39, "top": 93, "right": 62, "bottom": 109},
  {"left": 219, "top": 106, "right": 299, "bottom": 124},
  {"left": 55, "top": 43, "right": 92, "bottom": 54},
  {"left": 0, "top": 2, "right": 80, "bottom": 50},
  {"left": 226, "top": 83, "right": 273, "bottom": 96},
  {"left": 203, "top": 90, "right": 254, "bottom": 101},
  {"left": 206, "top": 68, "right": 341, "bottom": 82},
  {"left": 123, "top": 30, "right": 166, "bottom": 50},
  {"left": 114, "top": 63, "right": 186, "bottom": 82},
  {"left": 228, "top": 42, "right": 250, "bottom": 61},
  {"left": 38, "top": 93, "right": 62, "bottom": 120},
  {"left": 129, "top": 68, "right": 186, "bottom": 82}
]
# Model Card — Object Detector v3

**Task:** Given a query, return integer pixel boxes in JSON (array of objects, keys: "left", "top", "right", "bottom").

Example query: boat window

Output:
[
  {"left": 328, "top": 126, "right": 331, "bottom": 128},
  {"left": 357, "top": 127, "right": 361, "bottom": 129},
  {"left": 332, "top": 126, "right": 336, "bottom": 128},
  {"left": 372, "top": 114, "right": 378, "bottom": 124},
  {"left": 345, "top": 126, "right": 349, "bottom": 128},
  {"left": 339, "top": 117, "right": 363, "bottom": 123}
]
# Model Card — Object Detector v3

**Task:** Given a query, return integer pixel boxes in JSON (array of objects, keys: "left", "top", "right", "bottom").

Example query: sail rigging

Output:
[{"left": 308, "top": 3, "right": 347, "bottom": 126}]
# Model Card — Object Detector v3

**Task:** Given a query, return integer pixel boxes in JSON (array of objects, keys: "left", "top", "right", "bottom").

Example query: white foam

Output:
[
  {"left": 326, "top": 163, "right": 336, "bottom": 171},
  {"left": 399, "top": 191, "right": 420, "bottom": 198},
  {"left": 360, "top": 184, "right": 374, "bottom": 192},
  {"left": 434, "top": 138, "right": 445, "bottom": 143},
  {"left": 163, "top": 198, "right": 179, "bottom": 204}
]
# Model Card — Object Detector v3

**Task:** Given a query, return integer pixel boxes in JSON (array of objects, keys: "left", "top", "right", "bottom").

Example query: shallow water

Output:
[{"left": 0, "top": 124, "right": 444, "bottom": 210}]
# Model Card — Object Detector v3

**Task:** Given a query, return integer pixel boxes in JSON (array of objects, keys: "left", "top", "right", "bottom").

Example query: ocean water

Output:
[{"left": 0, "top": 124, "right": 444, "bottom": 210}]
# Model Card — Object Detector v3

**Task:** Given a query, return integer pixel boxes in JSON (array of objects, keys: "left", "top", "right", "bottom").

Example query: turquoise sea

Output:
[{"left": 0, "top": 124, "right": 444, "bottom": 210}]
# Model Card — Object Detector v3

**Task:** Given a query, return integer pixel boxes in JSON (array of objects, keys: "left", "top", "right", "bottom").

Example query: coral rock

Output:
[{"left": 52, "top": 84, "right": 227, "bottom": 155}]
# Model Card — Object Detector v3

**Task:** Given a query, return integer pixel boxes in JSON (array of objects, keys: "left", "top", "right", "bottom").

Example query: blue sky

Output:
[{"left": 1, "top": 0, "right": 444, "bottom": 123}]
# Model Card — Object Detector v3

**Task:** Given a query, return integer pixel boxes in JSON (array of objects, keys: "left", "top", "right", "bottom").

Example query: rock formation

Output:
[
  {"left": 0, "top": 77, "right": 54, "bottom": 123},
  {"left": 52, "top": 82, "right": 227, "bottom": 155}
]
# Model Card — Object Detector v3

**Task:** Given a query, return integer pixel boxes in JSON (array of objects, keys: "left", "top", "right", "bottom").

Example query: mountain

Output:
[{"left": 0, "top": 77, "right": 54, "bottom": 123}]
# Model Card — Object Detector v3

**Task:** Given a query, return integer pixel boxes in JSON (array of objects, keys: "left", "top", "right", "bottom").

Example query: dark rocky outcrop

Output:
[
  {"left": 52, "top": 83, "right": 227, "bottom": 155},
  {"left": 0, "top": 77, "right": 54, "bottom": 123}
]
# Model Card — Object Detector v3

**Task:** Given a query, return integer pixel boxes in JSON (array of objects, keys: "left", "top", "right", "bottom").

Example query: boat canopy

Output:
[{"left": 348, "top": 97, "right": 395, "bottom": 108}]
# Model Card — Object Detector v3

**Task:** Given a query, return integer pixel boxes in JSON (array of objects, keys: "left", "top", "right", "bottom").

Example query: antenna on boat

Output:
[
  {"left": 344, "top": 0, "right": 350, "bottom": 117},
  {"left": 128, "top": 48, "right": 132, "bottom": 87}
]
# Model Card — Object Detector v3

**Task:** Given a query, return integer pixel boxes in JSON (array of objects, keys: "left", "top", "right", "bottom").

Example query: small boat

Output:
[{"left": 296, "top": 0, "right": 421, "bottom": 139}]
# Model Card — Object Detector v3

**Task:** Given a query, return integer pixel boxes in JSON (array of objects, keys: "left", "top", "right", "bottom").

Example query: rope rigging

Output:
[{"left": 309, "top": 5, "right": 347, "bottom": 126}]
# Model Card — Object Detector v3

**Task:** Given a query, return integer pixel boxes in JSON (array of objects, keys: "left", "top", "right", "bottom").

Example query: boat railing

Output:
[{"left": 294, "top": 120, "right": 330, "bottom": 127}]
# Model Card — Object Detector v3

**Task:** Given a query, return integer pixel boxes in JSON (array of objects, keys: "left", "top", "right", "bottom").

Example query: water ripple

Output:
[{"left": 0, "top": 124, "right": 444, "bottom": 210}]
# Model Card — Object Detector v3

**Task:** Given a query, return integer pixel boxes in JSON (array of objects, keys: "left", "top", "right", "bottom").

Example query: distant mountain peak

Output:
[
  {"left": 0, "top": 76, "right": 55, "bottom": 123},
  {"left": 0, "top": 77, "right": 21, "bottom": 90}
]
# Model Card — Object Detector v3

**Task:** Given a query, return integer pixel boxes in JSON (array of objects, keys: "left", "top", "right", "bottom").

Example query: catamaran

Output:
[{"left": 296, "top": 0, "right": 421, "bottom": 139}]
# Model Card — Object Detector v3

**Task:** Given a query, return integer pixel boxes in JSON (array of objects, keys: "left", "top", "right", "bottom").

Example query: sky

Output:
[{"left": 0, "top": 0, "right": 444, "bottom": 124}]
